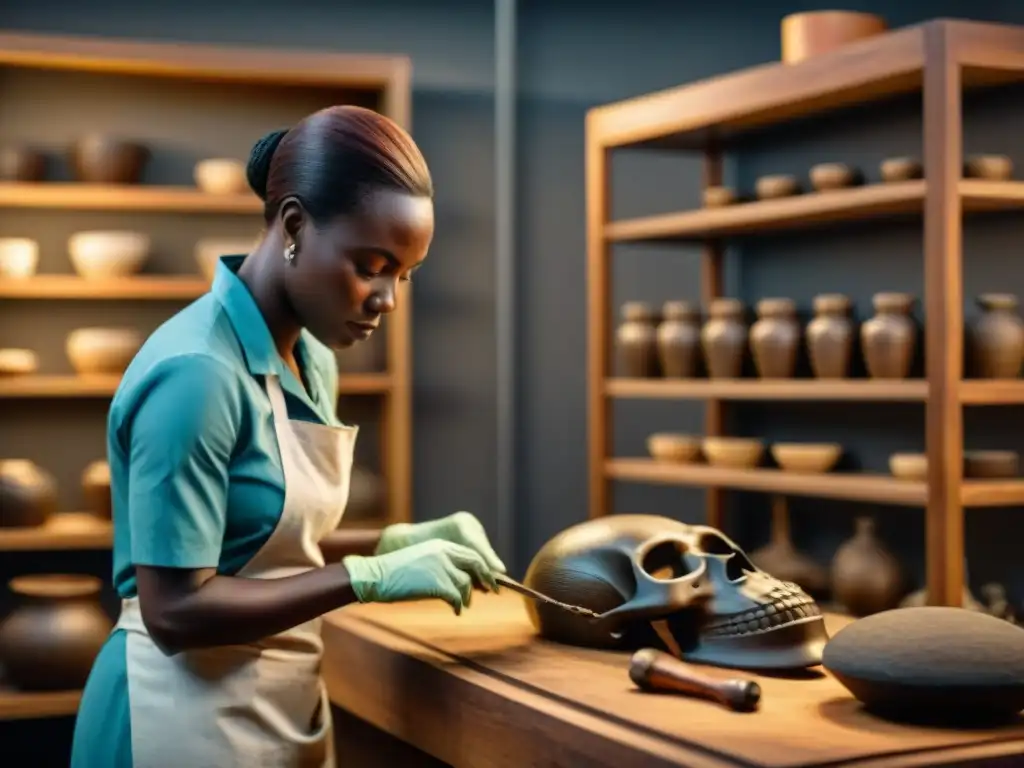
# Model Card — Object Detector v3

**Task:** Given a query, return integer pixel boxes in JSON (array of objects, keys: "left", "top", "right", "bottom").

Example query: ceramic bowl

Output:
[
  {"left": 0, "top": 145, "right": 45, "bottom": 181},
  {"left": 0, "top": 238, "right": 39, "bottom": 278},
  {"left": 964, "top": 450, "right": 1019, "bottom": 479},
  {"left": 880, "top": 156, "right": 923, "bottom": 182},
  {"left": 194, "top": 237, "right": 256, "bottom": 281},
  {"left": 68, "top": 231, "right": 150, "bottom": 279},
  {"left": 646, "top": 433, "right": 702, "bottom": 463},
  {"left": 702, "top": 186, "right": 737, "bottom": 207},
  {"left": 82, "top": 460, "right": 112, "bottom": 520},
  {"left": 0, "top": 348, "right": 38, "bottom": 376},
  {"left": 69, "top": 135, "right": 148, "bottom": 184},
  {"left": 701, "top": 437, "right": 764, "bottom": 469},
  {"left": 66, "top": 327, "right": 142, "bottom": 375},
  {"left": 194, "top": 159, "right": 248, "bottom": 195},
  {"left": 770, "top": 442, "right": 842, "bottom": 473},
  {"left": 889, "top": 452, "right": 926, "bottom": 481},
  {"left": 964, "top": 154, "right": 1013, "bottom": 181},
  {"left": 755, "top": 174, "right": 799, "bottom": 200},
  {"left": 809, "top": 162, "right": 857, "bottom": 191}
]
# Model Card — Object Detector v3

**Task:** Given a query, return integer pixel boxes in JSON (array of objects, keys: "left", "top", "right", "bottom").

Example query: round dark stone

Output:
[{"left": 822, "top": 607, "right": 1024, "bottom": 726}]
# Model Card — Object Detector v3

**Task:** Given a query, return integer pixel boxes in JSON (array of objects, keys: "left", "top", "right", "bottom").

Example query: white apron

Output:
[{"left": 114, "top": 374, "right": 358, "bottom": 768}]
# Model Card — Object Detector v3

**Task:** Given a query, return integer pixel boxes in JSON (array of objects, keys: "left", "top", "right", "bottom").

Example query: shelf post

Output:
[
  {"left": 586, "top": 116, "right": 612, "bottom": 519},
  {"left": 701, "top": 148, "right": 726, "bottom": 530},
  {"left": 922, "top": 22, "right": 964, "bottom": 607}
]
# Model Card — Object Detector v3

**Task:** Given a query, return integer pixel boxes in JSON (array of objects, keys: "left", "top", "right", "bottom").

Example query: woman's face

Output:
[{"left": 282, "top": 188, "right": 434, "bottom": 349}]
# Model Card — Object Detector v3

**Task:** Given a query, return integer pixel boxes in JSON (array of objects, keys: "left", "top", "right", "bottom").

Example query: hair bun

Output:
[{"left": 246, "top": 128, "right": 288, "bottom": 201}]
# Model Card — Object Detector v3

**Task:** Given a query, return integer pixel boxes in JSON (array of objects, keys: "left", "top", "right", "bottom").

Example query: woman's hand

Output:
[{"left": 375, "top": 511, "right": 506, "bottom": 574}]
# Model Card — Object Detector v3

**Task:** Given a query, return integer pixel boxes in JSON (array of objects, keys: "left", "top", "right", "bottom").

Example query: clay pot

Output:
[
  {"left": 968, "top": 294, "right": 1024, "bottom": 379},
  {"left": 0, "top": 349, "right": 39, "bottom": 376},
  {"left": 68, "top": 230, "right": 150, "bottom": 279},
  {"left": 964, "top": 154, "right": 1013, "bottom": 181},
  {"left": 861, "top": 292, "right": 917, "bottom": 379},
  {"left": 0, "top": 574, "right": 112, "bottom": 690},
  {"left": 615, "top": 302, "right": 660, "bottom": 378},
  {"left": 751, "top": 496, "right": 829, "bottom": 599},
  {"left": 781, "top": 11, "right": 888, "bottom": 64},
  {"left": 0, "top": 460, "right": 58, "bottom": 528},
  {"left": 66, "top": 327, "right": 142, "bottom": 375},
  {"left": 82, "top": 461, "right": 112, "bottom": 520},
  {"left": 830, "top": 517, "right": 904, "bottom": 617},
  {"left": 806, "top": 293, "right": 854, "bottom": 379},
  {"left": 344, "top": 465, "right": 385, "bottom": 521},
  {"left": 656, "top": 301, "right": 701, "bottom": 378},
  {"left": 193, "top": 159, "right": 248, "bottom": 195},
  {"left": 810, "top": 163, "right": 859, "bottom": 191},
  {"left": 0, "top": 238, "right": 39, "bottom": 279},
  {"left": 701, "top": 298, "right": 747, "bottom": 379},
  {"left": 750, "top": 298, "right": 800, "bottom": 378},
  {"left": 880, "top": 157, "right": 922, "bottom": 182},
  {"left": 69, "top": 135, "right": 148, "bottom": 184},
  {"left": 0, "top": 145, "right": 45, "bottom": 181},
  {"left": 755, "top": 174, "right": 799, "bottom": 199}
]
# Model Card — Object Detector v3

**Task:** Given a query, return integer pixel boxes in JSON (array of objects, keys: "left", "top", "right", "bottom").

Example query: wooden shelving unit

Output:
[
  {"left": 0, "top": 30, "right": 414, "bottom": 722},
  {"left": 586, "top": 19, "right": 1024, "bottom": 611}
]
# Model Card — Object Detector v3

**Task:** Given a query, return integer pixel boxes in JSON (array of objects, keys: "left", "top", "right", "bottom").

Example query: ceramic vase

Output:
[
  {"left": 861, "top": 292, "right": 916, "bottom": 379},
  {"left": 656, "top": 300, "right": 701, "bottom": 378},
  {"left": 701, "top": 298, "right": 747, "bottom": 379},
  {"left": 0, "top": 575, "right": 112, "bottom": 690},
  {"left": 615, "top": 302, "right": 660, "bottom": 377},
  {"left": 806, "top": 293, "right": 854, "bottom": 379},
  {"left": 750, "top": 298, "right": 800, "bottom": 378},
  {"left": 968, "top": 293, "right": 1024, "bottom": 379},
  {"left": 0, "top": 460, "right": 57, "bottom": 528},
  {"left": 750, "top": 496, "right": 830, "bottom": 599},
  {"left": 830, "top": 517, "right": 904, "bottom": 617}
]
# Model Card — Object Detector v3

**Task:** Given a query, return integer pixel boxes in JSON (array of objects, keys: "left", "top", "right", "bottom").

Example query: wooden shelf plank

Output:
[
  {"left": 0, "top": 182, "right": 262, "bottom": 213},
  {"left": 0, "top": 275, "right": 210, "bottom": 300},
  {"left": 605, "top": 458, "right": 927, "bottom": 506},
  {"left": 0, "top": 513, "right": 112, "bottom": 551},
  {"left": 960, "top": 380, "right": 1024, "bottom": 404},
  {"left": 0, "top": 688, "right": 80, "bottom": 720},
  {"left": 604, "top": 180, "right": 1024, "bottom": 243},
  {"left": 961, "top": 480, "right": 1024, "bottom": 507},
  {"left": 605, "top": 377, "right": 927, "bottom": 401},
  {"left": 0, "top": 373, "right": 393, "bottom": 398}
]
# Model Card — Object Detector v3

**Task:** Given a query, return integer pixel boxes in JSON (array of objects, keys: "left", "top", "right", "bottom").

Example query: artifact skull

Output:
[{"left": 522, "top": 514, "right": 828, "bottom": 670}]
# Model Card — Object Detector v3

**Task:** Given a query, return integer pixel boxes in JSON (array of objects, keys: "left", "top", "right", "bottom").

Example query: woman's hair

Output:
[{"left": 246, "top": 105, "right": 433, "bottom": 224}]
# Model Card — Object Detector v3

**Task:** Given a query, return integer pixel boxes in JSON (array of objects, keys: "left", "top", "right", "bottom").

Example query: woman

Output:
[{"left": 70, "top": 105, "right": 506, "bottom": 768}]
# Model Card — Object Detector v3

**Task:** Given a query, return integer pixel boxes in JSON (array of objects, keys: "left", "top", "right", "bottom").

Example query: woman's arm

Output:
[{"left": 137, "top": 563, "right": 358, "bottom": 654}]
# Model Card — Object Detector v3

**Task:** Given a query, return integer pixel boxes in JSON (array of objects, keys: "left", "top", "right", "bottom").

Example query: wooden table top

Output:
[{"left": 321, "top": 592, "right": 1024, "bottom": 768}]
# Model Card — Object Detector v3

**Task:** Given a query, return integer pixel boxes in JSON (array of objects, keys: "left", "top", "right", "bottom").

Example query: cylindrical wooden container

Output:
[{"left": 781, "top": 11, "right": 887, "bottom": 64}]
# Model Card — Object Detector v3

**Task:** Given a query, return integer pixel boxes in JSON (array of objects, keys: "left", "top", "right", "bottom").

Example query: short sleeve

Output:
[{"left": 125, "top": 353, "right": 243, "bottom": 569}]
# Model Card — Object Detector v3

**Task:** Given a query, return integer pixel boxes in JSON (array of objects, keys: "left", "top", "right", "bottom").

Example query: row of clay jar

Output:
[{"left": 616, "top": 292, "right": 1024, "bottom": 380}]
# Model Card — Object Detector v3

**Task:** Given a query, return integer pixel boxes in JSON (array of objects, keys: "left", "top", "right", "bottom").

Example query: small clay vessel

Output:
[
  {"left": 656, "top": 301, "right": 701, "bottom": 378},
  {"left": 615, "top": 302, "right": 660, "bottom": 378},
  {"left": 806, "top": 293, "right": 854, "bottom": 379},
  {"left": 861, "top": 292, "right": 917, "bottom": 379},
  {"left": 701, "top": 298, "right": 747, "bottom": 379},
  {"left": 750, "top": 298, "right": 800, "bottom": 378},
  {"left": 0, "top": 574, "right": 113, "bottom": 690},
  {"left": 750, "top": 496, "right": 829, "bottom": 599},
  {"left": 968, "top": 293, "right": 1024, "bottom": 379},
  {"left": 830, "top": 517, "right": 904, "bottom": 617},
  {"left": 82, "top": 460, "right": 111, "bottom": 520},
  {"left": 0, "top": 145, "right": 45, "bottom": 181},
  {"left": 0, "top": 460, "right": 58, "bottom": 528}
]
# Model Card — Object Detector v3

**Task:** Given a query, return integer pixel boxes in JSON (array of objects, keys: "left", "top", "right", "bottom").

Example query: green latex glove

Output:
[
  {"left": 375, "top": 511, "right": 506, "bottom": 574},
  {"left": 343, "top": 539, "right": 497, "bottom": 615}
]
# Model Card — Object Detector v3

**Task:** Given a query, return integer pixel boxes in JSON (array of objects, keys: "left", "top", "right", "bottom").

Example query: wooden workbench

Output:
[{"left": 321, "top": 592, "right": 1024, "bottom": 767}]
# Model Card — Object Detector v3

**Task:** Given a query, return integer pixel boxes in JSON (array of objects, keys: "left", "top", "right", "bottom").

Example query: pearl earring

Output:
[{"left": 284, "top": 243, "right": 296, "bottom": 262}]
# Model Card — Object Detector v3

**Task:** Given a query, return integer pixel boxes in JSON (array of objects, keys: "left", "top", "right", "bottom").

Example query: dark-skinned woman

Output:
[{"left": 70, "top": 105, "right": 505, "bottom": 768}]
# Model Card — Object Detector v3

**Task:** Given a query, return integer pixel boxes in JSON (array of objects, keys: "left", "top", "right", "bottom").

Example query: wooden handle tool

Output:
[{"left": 628, "top": 648, "right": 761, "bottom": 712}]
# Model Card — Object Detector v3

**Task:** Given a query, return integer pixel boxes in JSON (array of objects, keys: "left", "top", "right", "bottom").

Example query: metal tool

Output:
[
  {"left": 629, "top": 648, "right": 762, "bottom": 712},
  {"left": 496, "top": 575, "right": 602, "bottom": 619}
]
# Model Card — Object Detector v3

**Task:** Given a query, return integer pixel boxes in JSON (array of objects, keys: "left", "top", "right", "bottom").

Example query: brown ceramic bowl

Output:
[
  {"left": 964, "top": 450, "right": 1019, "bottom": 479},
  {"left": 770, "top": 442, "right": 842, "bottom": 473},
  {"left": 964, "top": 154, "right": 1013, "bottom": 181},
  {"left": 646, "top": 433, "right": 702, "bottom": 463},
  {"left": 880, "top": 156, "right": 923, "bottom": 182},
  {"left": 0, "top": 145, "right": 45, "bottom": 181},
  {"left": 702, "top": 186, "right": 737, "bottom": 207},
  {"left": 755, "top": 174, "right": 799, "bottom": 200},
  {"left": 702, "top": 437, "right": 764, "bottom": 469},
  {"left": 889, "top": 452, "right": 926, "bottom": 481},
  {"left": 69, "top": 135, "right": 149, "bottom": 184},
  {"left": 809, "top": 163, "right": 857, "bottom": 192}
]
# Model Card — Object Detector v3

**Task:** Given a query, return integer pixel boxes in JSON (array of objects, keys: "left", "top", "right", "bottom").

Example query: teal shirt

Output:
[{"left": 106, "top": 254, "right": 341, "bottom": 597}]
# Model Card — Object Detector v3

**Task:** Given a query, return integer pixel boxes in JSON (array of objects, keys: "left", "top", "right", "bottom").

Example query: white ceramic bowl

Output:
[
  {"left": 194, "top": 237, "right": 256, "bottom": 280},
  {"left": 194, "top": 159, "right": 248, "bottom": 195},
  {"left": 0, "top": 348, "right": 38, "bottom": 376},
  {"left": 0, "top": 238, "right": 39, "bottom": 278},
  {"left": 68, "top": 231, "right": 150, "bottom": 279},
  {"left": 66, "top": 327, "right": 142, "bottom": 375}
]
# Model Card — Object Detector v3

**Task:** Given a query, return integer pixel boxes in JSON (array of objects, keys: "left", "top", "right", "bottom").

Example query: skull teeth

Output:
[{"left": 704, "top": 583, "right": 822, "bottom": 638}]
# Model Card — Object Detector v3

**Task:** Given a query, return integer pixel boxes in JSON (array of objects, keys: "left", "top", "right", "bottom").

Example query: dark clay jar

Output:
[
  {"left": 615, "top": 301, "right": 660, "bottom": 377},
  {"left": 656, "top": 300, "right": 701, "bottom": 378},
  {"left": 968, "top": 293, "right": 1024, "bottom": 379},
  {"left": 750, "top": 298, "right": 800, "bottom": 378},
  {"left": 861, "top": 292, "right": 916, "bottom": 380}
]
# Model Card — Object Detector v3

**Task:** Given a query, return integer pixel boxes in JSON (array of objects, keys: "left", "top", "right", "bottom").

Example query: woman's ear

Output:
[{"left": 278, "top": 196, "right": 306, "bottom": 251}]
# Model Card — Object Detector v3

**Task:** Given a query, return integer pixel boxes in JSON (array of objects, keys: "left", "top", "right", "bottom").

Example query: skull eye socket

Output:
[
  {"left": 640, "top": 540, "right": 699, "bottom": 581},
  {"left": 695, "top": 531, "right": 757, "bottom": 581}
]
